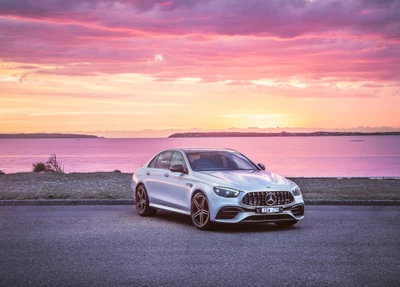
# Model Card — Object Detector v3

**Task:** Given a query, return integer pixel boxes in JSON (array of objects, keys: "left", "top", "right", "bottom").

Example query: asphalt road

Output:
[{"left": 0, "top": 205, "right": 399, "bottom": 287}]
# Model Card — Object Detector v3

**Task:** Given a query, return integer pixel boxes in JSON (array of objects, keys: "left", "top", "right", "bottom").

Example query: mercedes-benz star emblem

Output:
[{"left": 266, "top": 193, "right": 276, "bottom": 206}]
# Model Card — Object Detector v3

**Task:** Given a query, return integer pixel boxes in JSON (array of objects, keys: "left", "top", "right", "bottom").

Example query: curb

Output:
[{"left": 0, "top": 199, "right": 399, "bottom": 206}]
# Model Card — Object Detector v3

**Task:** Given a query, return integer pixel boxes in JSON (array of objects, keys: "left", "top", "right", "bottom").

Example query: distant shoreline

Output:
[
  {"left": 1, "top": 132, "right": 400, "bottom": 139},
  {"left": 0, "top": 133, "right": 100, "bottom": 139},
  {"left": 169, "top": 131, "right": 400, "bottom": 138}
]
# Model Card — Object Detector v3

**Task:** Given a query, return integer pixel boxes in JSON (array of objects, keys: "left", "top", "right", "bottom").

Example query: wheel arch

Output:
[
  {"left": 189, "top": 188, "right": 212, "bottom": 213},
  {"left": 135, "top": 181, "right": 146, "bottom": 191},
  {"left": 190, "top": 188, "right": 209, "bottom": 201}
]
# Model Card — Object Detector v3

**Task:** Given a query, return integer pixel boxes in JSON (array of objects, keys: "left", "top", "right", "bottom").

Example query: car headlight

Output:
[
  {"left": 213, "top": 187, "right": 240, "bottom": 198},
  {"left": 292, "top": 186, "right": 301, "bottom": 196}
]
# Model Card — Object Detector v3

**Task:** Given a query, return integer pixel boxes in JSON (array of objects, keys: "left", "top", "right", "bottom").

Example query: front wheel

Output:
[
  {"left": 136, "top": 185, "right": 157, "bottom": 216},
  {"left": 191, "top": 192, "right": 213, "bottom": 230}
]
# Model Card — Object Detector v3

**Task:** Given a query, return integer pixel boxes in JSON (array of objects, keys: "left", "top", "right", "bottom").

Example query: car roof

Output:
[{"left": 177, "top": 147, "right": 237, "bottom": 153}]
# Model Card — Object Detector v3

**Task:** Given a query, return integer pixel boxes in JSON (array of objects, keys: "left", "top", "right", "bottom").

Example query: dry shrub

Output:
[{"left": 33, "top": 154, "right": 64, "bottom": 173}]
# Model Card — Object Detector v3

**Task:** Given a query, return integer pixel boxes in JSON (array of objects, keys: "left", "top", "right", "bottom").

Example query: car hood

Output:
[{"left": 193, "top": 170, "right": 294, "bottom": 191}]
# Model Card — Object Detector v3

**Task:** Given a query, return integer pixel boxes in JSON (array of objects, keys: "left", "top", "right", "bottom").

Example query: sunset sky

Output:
[{"left": 1, "top": 0, "right": 400, "bottom": 137}]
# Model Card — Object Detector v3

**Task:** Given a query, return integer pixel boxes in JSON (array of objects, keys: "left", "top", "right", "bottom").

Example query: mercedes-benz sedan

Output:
[{"left": 131, "top": 148, "right": 304, "bottom": 230}]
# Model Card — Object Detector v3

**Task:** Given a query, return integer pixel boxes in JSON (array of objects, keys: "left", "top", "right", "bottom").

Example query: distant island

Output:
[
  {"left": 169, "top": 131, "right": 400, "bottom": 138},
  {"left": 0, "top": 133, "right": 100, "bottom": 139}
]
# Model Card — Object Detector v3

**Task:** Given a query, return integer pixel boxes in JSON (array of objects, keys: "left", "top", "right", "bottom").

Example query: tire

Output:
[
  {"left": 275, "top": 220, "right": 298, "bottom": 227},
  {"left": 136, "top": 185, "right": 157, "bottom": 216},
  {"left": 191, "top": 192, "right": 213, "bottom": 230}
]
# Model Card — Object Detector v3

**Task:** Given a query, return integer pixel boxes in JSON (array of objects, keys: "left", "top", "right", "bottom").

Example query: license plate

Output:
[{"left": 261, "top": 207, "right": 281, "bottom": 213}]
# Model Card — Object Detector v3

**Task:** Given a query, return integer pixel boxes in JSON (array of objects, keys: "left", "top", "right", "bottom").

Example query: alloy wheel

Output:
[
  {"left": 136, "top": 185, "right": 156, "bottom": 216},
  {"left": 191, "top": 193, "right": 211, "bottom": 229},
  {"left": 136, "top": 186, "right": 147, "bottom": 214}
]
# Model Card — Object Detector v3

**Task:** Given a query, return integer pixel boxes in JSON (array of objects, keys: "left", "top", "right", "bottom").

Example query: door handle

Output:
[
  {"left": 164, "top": 173, "right": 169, "bottom": 177},
  {"left": 146, "top": 171, "right": 150, "bottom": 175}
]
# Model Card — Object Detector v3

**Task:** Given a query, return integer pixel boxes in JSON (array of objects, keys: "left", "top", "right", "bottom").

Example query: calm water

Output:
[{"left": 0, "top": 136, "right": 399, "bottom": 177}]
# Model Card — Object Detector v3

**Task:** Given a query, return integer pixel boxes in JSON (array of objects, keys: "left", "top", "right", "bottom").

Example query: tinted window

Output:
[
  {"left": 155, "top": 151, "right": 173, "bottom": 169},
  {"left": 169, "top": 151, "right": 187, "bottom": 169},
  {"left": 187, "top": 151, "right": 257, "bottom": 171},
  {"left": 148, "top": 155, "right": 159, "bottom": 168}
]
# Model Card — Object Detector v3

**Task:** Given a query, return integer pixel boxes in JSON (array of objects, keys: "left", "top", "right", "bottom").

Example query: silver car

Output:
[{"left": 131, "top": 148, "right": 304, "bottom": 230}]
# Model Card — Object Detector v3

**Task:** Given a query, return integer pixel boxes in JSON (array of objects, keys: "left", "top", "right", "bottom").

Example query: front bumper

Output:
[
  {"left": 210, "top": 192, "right": 305, "bottom": 224},
  {"left": 214, "top": 204, "right": 304, "bottom": 223}
]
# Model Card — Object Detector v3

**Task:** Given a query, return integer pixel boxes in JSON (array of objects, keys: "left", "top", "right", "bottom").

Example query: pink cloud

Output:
[
  {"left": 252, "top": 83, "right": 377, "bottom": 99},
  {"left": 1, "top": 1, "right": 399, "bottom": 39},
  {"left": 361, "top": 83, "right": 387, "bottom": 88},
  {"left": 156, "top": 1, "right": 174, "bottom": 7},
  {"left": 0, "top": 0, "right": 399, "bottom": 92},
  {"left": 225, "top": 81, "right": 254, "bottom": 86}
]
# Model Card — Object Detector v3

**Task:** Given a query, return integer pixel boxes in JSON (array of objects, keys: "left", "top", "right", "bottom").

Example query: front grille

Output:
[
  {"left": 291, "top": 205, "right": 304, "bottom": 217},
  {"left": 242, "top": 214, "right": 293, "bottom": 222},
  {"left": 216, "top": 207, "right": 242, "bottom": 220},
  {"left": 242, "top": 191, "right": 294, "bottom": 206}
]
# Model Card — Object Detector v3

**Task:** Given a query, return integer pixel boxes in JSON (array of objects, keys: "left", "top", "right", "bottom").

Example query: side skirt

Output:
[{"left": 150, "top": 203, "right": 191, "bottom": 215}]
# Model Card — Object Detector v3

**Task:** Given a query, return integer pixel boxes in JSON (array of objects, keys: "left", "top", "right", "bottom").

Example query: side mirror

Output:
[
  {"left": 170, "top": 164, "right": 187, "bottom": 174},
  {"left": 258, "top": 163, "right": 265, "bottom": 170}
]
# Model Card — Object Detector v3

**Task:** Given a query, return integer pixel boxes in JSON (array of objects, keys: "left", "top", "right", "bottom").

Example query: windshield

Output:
[{"left": 186, "top": 151, "right": 258, "bottom": 171}]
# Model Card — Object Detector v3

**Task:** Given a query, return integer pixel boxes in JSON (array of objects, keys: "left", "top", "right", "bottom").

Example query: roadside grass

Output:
[{"left": 0, "top": 173, "right": 398, "bottom": 201}]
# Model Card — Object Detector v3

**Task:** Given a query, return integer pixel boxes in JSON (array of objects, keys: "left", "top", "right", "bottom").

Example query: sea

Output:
[{"left": 0, "top": 136, "right": 399, "bottom": 177}]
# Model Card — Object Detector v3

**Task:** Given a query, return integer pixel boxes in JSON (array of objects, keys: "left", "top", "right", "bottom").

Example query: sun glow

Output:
[{"left": 220, "top": 114, "right": 292, "bottom": 129}]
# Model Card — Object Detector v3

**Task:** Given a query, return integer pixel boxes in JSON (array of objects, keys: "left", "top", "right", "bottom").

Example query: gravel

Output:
[
  {"left": 0, "top": 172, "right": 132, "bottom": 200},
  {"left": 0, "top": 172, "right": 399, "bottom": 200}
]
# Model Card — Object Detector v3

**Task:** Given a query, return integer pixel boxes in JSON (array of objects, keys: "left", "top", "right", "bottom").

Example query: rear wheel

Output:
[
  {"left": 136, "top": 185, "right": 157, "bottom": 216},
  {"left": 275, "top": 220, "right": 298, "bottom": 227},
  {"left": 191, "top": 192, "right": 212, "bottom": 230}
]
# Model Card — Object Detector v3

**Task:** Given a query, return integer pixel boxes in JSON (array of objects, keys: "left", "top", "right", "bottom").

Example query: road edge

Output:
[
  {"left": 0, "top": 199, "right": 399, "bottom": 206},
  {"left": 0, "top": 199, "right": 133, "bottom": 206}
]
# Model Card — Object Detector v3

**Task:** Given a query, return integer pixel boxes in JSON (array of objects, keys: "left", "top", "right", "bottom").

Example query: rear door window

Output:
[
  {"left": 155, "top": 151, "right": 173, "bottom": 169},
  {"left": 148, "top": 155, "right": 159, "bottom": 168}
]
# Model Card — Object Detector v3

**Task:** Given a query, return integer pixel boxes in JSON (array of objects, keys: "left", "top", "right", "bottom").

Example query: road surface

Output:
[{"left": 0, "top": 205, "right": 399, "bottom": 286}]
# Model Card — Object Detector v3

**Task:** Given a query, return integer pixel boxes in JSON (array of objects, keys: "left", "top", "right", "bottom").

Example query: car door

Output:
[
  {"left": 144, "top": 151, "right": 173, "bottom": 205},
  {"left": 160, "top": 151, "right": 192, "bottom": 212}
]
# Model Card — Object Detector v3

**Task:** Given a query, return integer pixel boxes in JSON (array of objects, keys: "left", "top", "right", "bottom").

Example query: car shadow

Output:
[
  {"left": 153, "top": 210, "right": 193, "bottom": 226},
  {"left": 212, "top": 223, "right": 299, "bottom": 233},
  {"left": 152, "top": 210, "right": 299, "bottom": 233}
]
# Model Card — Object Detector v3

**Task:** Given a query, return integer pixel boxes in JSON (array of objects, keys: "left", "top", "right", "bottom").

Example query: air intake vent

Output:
[
  {"left": 216, "top": 207, "right": 242, "bottom": 220},
  {"left": 242, "top": 214, "right": 293, "bottom": 222},
  {"left": 291, "top": 205, "right": 304, "bottom": 217}
]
